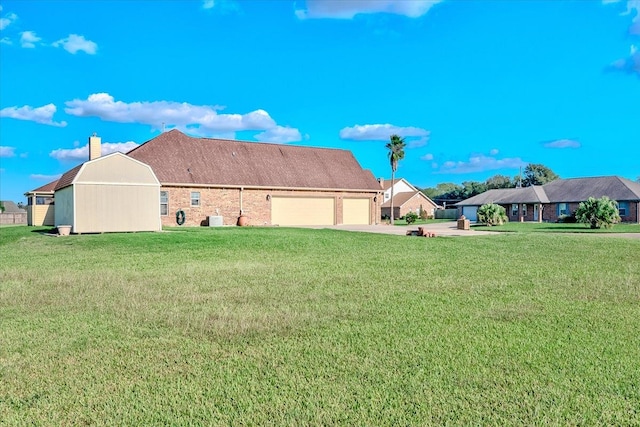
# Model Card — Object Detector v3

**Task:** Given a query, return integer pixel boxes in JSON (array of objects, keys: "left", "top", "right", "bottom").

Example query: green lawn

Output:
[
  {"left": 473, "top": 221, "right": 640, "bottom": 233},
  {"left": 1, "top": 226, "right": 639, "bottom": 425}
]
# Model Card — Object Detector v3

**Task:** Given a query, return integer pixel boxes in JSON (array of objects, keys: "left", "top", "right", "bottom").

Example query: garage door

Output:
[
  {"left": 343, "top": 198, "right": 370, "bottom": 225},
  {"left": 462, "top": 206, "right": 478, "bottom": 222},
  {"left": 271, "top": 197, "right": 335, "bottom": 226}
]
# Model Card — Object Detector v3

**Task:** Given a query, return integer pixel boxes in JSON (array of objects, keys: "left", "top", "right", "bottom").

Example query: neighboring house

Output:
[
  {"left": 0, "top": 200, "right": 27, "bottom": 225},
  {"left": 379, "top": 178, "right": 440, "bottom": 219},
  {"left": 0, "top": 200, "right": 26, "bottom": 213},
  {"left": 455, "top": 176, "right": 640, "bottom": 223},
  {"left": 24, "top": 180, "right": 57, "bottom": 226},
  {"left": 125, "top": 130, "right": 382, "bottom": 227},
  {"left": 53, "top": 149, "right": 161, "bottom": 234}
]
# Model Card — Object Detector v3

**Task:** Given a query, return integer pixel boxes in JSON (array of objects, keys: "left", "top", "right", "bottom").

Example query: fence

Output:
[
  {"left": 434, "top": 208, "right": 459, "bottom": 220},
  {"left": 0, "top": 212, "right": 27, "bottom": 225}
]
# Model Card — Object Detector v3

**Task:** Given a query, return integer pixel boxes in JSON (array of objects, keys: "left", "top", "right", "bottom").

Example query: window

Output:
[
  {"left": 522, "top": 204, "right": 527, "bottom": 216},
  {"left": 36, "top": 196, "right": 53, "bottom": 205},
  {"left": 557, "top": 203, "right": 569, "bottom": 216},
  {"left": 512, "top": 204, "right": 518, "bottom": 216},
  {"left": 191, "top": 191, "right": 200, "bottom": 207},
  {"left": 160, "top": 191, "right": 168, "bottom": 216},
  {"left": 618, "top": 201, "right": 629, "bottom": 217}
]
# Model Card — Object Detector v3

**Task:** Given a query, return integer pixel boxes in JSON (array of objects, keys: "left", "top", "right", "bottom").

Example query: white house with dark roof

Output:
[
  {"left": 379, "top": 178, "right": 440, "bottom": 219},
  {"left": 455, "top": 176, "right": 640, "bottom": 223}
]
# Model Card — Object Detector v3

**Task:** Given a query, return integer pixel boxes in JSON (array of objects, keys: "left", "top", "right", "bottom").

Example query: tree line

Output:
[{"left": 422, "top": 164, "right": 559, "bottom": 205}]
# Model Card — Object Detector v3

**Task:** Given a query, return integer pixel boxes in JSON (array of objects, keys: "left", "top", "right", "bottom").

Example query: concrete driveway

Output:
[{"left": 311, "top": 221, "right": 499, "bottom": 237}]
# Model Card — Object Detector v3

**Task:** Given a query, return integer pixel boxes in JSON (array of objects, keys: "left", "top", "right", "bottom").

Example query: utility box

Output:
[
  {"left": 457, "top": 215, "right": 470, "bottom": 230},
  {"left": 208, "top": 216, "right": 224, "bottom": 226}
]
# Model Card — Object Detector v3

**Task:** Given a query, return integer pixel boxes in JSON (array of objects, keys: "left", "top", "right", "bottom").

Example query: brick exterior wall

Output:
[
  {"left": 461, "top": 201, "right": 640, "bottom": 223},
  {"left": 160, "top": 186, "right": 380, "bottom": 227}
]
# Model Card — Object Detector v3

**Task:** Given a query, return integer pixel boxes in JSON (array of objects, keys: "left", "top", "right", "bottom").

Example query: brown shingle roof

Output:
[
  {"left": 26, "top": 178, "right": 60, "bottom": 194},
  {"left": 127, "top": 130, "right": 381, "bottom": 191},
  {"left": 54, "top": 163, "right": 83, "bottom": 191}
]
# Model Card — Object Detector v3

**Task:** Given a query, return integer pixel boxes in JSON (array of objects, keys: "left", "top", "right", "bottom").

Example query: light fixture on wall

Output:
[
  {"left": 373, "top": 196, "right": 377, "bottom": 202},
  {"left": 266, "top": 194, "right": 271, "bottom": 201}
]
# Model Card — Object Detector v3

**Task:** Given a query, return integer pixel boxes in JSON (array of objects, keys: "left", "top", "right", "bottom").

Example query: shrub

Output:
[
  {"left": 419, "top": 209, "right": 429, "bottom": 220},
  {"left": 477, "top": 203, "right": 509, "bottom": 226},
  {"left": 405, "top": 212, "right": 418, "bottom": 225},
  {"left": 575, "top": 196, "right": 620, "bottom": 229},
  {"left": 557, "top": 214, "right": 577, "bottom": 223}
]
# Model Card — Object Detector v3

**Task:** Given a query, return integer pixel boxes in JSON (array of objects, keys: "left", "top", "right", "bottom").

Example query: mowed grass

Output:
[
  {"left": 474, "top": 221, "right": 640, "bottom": 234},
  {"left": 1, "top": 226, "right": 639, "bottom": 425}
]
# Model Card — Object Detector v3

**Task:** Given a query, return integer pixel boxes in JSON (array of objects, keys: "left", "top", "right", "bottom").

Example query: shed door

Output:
[
  {"left": 343, "top": 198, "right": 370, "bottom": 225},
  {"left": 271, "top": 197, "right": 335, "bottom": 226},
  {"left": 462, "top": 206, "right": 478, "bottom": 222}
]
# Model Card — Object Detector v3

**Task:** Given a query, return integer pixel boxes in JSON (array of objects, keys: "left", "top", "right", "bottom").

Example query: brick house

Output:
[
  {"left": 455, "top": 176, "right": 640, "bottom": 223},
  {"left": 379, "top": 178, "right": 440, "bottom": 219},
  {"left": 127, "top": 130, "right": 382, "bottom": 227}
]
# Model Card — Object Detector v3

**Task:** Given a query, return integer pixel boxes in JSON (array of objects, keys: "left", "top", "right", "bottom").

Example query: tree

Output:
[
  {"left": 575, "top": 196, "right": 621, "bottom": 229},
  {"left": 485, "top": 174, "right": 514, "bottom": 189},
  {"left": 477, "top": 203, "right": 509, "bottom": 226},
  {"left": 386, "top": 134, "right": 406, "bottom": 225},
  {"left": 522, "top": 164, "right": 559, "bottom": 187}
]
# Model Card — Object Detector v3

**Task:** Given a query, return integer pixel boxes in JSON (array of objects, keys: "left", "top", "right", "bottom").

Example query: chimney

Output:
[
  {"left": 89, "top": 133, "right": 101, "bottom": 160},
  {"left": 378, "top": 177, "right": 385, "bottom": 188}
]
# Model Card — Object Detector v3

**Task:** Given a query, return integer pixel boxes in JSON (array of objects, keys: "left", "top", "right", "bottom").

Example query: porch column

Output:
[
  {"left": 519, "top": 203, "right": 524, "bottom": 222},
  {"left": 538, "top": 203, "right": 543, "bottom": 223}
]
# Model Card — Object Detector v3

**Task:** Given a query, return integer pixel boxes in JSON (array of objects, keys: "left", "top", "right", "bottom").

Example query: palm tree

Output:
[{"left": 386, "top": 134, "right": 406, "bottom": 225}]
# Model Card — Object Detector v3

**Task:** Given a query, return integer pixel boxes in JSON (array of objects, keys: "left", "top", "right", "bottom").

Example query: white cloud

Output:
[
  {"left": 296, "top": 0, "right": 443, "bottom": 19},
  {"left": 339, "top": 123, "right": 430, "bottom": 143},
  {"left": 490, "top": 148, "right": 499, "bottom": 155},
  {"left": 255, "top": 126, "right": 303, "bottom": 143},
  {"left": 0, "top": 103, "right": 67, "bottom": 127},
  {"left": 604, "top": 0, "right": 640, "bottom": 34},
  {"left": 30, "top": 173, "right": 62, "bottom": 181},
  {"left": 0, "top": 11, "right": 17, "bottom": 30},
  {"left": 50, "top": 141, "right": 140, "bottom": 162},
  {"left": 203, "top": 0, "right": 215, "bottom": 9},
  {"left": 0, "top": 146, "right": 16, "bottom": 157},
  {"left": 64, "top": 93, "right": 302, "bottom": 142},
  {"left": 52, "top": 34, "right": 98, "bottom": 54},
  {"left": 20, "top": 31, "right": 41, "bottom": 48},
  {"left": 420, "top": 153, "right": 434, "bottom": 161},
  {"left": 543, "top": 138, "right": 581, "bottom": 149},
  {"left": 437, "top": 153, "right": 526, "bottom": 174},
  {"left": 608, "top": 44, "right": 640, "bottom": 76},
  {"left": 0, "top": 37, "right": 11, "bottom": 45}
]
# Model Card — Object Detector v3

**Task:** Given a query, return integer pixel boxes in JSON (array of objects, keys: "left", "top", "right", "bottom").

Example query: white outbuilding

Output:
[{"left": 54, "top": 135, "right": 161, "bottom": 233}]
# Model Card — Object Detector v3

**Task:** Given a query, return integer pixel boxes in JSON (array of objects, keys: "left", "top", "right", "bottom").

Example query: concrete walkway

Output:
[{"left": 310, "top": 221, "right": 500, "bottom": 237}]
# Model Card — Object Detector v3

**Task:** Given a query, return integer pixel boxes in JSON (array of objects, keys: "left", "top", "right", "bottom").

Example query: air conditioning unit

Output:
[{"left": 208, "top": 216, "right": 223, "bottom": 227}]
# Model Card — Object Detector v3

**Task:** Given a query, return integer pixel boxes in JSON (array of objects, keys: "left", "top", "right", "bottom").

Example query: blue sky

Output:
[{"left": 1, "top": 0, "right": 638, "bottom": 203}]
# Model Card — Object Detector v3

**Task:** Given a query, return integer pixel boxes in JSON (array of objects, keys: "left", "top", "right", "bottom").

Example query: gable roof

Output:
[
  {"left": 456, "top": 176, "right": 640, "bottom": 206},
  {"left": 380, "top": 178, "right": 416, "bottom": 192},
  {"left": 127, "top": 130, "right": 381, "bottom": 191},
  {"left": 381, "top": 191, "right": 439, "bottom": 208}
]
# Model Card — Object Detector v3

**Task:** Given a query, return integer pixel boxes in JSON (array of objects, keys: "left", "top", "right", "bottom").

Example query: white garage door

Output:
[
  {"left": 462, "top": 206, "right": 478, "bottom": 222},
  {"left": 342, "top": 198, "right": 370, "bottom": 225},
  {"left": 271, "top": 197, "right": 335, "bottom": 226}
]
